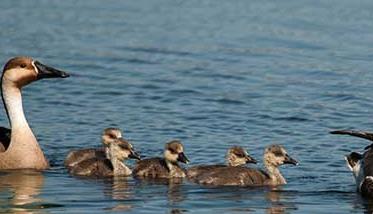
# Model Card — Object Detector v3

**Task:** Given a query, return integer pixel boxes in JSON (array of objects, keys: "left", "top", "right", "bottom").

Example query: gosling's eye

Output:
[
  {"left": 273, "top": 151, "right": 283, "bottom": 157},
  {"left": 20, "top": 64, "right": 26, "bottom": 68},
  {"left": 168, "top": 148, "right": 177, "bottom": 154},
  {"left": 235, "top": 153, "right": 245, "bottom": 158}
]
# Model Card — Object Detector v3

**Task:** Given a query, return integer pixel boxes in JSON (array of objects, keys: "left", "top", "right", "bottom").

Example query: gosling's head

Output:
[
  {"left": 226, "top": 146, "right": 257, "bottom": 166},
  {"left": 164, "top": 140, "right": 189, "bottom": 164},
  {"left": 345, "top": 152, "right": 363, "bottom": 178},
  {"left": 102, "top": 128, "right": 123, "bottom": 146},
  {"left": 2, "top": 56, "right": 69, "bottom": 88},
  {"left": 110, "top": 138, "right": 141, "bottom": 161},
  {"left": 264, "top": 145, "right": 298, "bottom": 167}
]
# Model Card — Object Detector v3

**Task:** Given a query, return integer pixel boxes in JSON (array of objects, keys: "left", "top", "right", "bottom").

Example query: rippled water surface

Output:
[{"left": 1, "top": 0, "right": 373, "bottom": 213}]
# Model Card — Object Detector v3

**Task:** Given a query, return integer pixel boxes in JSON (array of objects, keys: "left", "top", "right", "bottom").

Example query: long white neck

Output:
[
  {"left": 264, "top": 160, "right": 286, "bottom": 185},
  {"left": 2, "top": 80, "right": 35, "bottom": 141}
]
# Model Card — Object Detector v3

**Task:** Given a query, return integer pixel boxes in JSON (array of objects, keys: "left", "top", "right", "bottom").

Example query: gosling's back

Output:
[
  {"left": 68, "top": 157, "right": 114, "bottom": 177},
  {"left": 133, "top": 158, "right": 185, "bottom": 178},
  {"left": 194, "top": 166, "right": 269, "bottom": 186}
]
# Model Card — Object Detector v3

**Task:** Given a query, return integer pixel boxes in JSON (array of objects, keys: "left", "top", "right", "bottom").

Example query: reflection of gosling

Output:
[
  {"left": 195, "top": 145, "right": 298, "bottom": 186},
  {"left": 69, "top": 138, "right": 140, "bottom": 177},
  {"left": 133, "top": 140, "right": 189, "bottom": 178},
  {"left": 187, "top": 146, "right": 257, "bottom": 180},
  {"left": 64, "top": 128, "right": 122, "bottom": 169}
]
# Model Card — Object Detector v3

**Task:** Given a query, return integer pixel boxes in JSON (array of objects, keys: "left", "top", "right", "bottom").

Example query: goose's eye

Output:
[
  {"left": 108, "top": 134, "right": 116, "bottom": 139},
  {"left": 20, "top": 64, "right": 26, "bottom": 68},
  {"left": 235, "top": 153, "right": 245, "bottom": 158},
  {"left": 168, "top": 148, "right": 178, "bottom": 154}
]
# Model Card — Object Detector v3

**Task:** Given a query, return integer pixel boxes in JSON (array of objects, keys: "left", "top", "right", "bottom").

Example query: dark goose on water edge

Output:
[
  {"left": 0, "top": 56, "right": 69, "bottom": 170},
  {"left": 133, "top": 140, "right": 189, "bottom": 179},
  {"left": 331, "top": 130, "right": 373, "bottom": 197},
  {"left": 193, "top": 144, "right": 298, "bottom": 186},
  {"left": 187, "top": 146, "right": 257, "bottom": 181}
]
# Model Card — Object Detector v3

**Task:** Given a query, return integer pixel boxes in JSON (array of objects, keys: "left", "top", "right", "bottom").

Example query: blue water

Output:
[{"left": 1, "top": 0, "right": 373, "bottom": 213}]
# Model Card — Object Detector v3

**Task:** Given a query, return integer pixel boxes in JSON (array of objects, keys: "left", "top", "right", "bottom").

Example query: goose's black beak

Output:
[
  {"left": 283, "top": 154, "right": 298, "bottom": 166},
  {"left": 177, "top": 152, "right": 189, "bottom": 164},
  {"left": 34, "top": 60, "right": 70, "bottom": 79},
  {"left": 246, "top": 155, "right": 257, "bottom": 164},
  {"left": 129, "top": 150, "right": 141, "bottom": 160}
]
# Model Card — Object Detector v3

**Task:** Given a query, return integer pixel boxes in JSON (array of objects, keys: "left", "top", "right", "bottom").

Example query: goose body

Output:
[
  {"left": 193, "top": 145, "right": 298, "bottom": 186},
  {"left": 187, "top": 146, "right": 257, "bottom": 180},
  {"left": 133, "top": 140, "right": 189, "bottom": 179},
  {"left": 0, "top": 57, "right": 69, "bottom": 170}
]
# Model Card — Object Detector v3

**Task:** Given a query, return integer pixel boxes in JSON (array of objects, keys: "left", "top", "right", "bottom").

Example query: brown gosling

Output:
[
  {"left": 69, "top": 138, "right": 140, "bottom": 177},
  {"left": 64, "top": 128, "right": 122, "bottom": 169},
  {"left": 133, "top": 140, "right": 189, "bottom": 178},
  {"left": 194, "top": 144, "right": 298, "bottom": 186},
  {"left": 186, "top": 146, "right": 257, "bottom": 180}
]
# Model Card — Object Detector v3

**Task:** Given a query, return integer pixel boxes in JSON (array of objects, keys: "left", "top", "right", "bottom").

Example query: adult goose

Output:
[
  {"left": 331, "top": 130, "right": 373, "bottom": 197},
  {"left": 193, "top": 145, "right": 298, "bottom": 186},
  {"left": 0, "top": 56, "right": 69, "bottom": 170}
]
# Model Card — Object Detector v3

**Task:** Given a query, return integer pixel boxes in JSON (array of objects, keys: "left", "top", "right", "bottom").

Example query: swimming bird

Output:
[
  {"left": 193, "top": 145, "right": 298, "bottom": 186},
  {"left": 133, "top": 140, "right": 189, "bottom": 179},
  {"left": 69, "top": 137, "right": 140, "bottom": 177},
  {"left": 64, "top": 128, "right": 122, "bottom": 169},
  {"left": 186, "top": 146, "right": 257, "bottom": 180},
  {"left": 330, "top": 130, "right": 373, "bottom": 197},
  {"left": 0, "top": 56, "right": 69, "bottom": 170}
]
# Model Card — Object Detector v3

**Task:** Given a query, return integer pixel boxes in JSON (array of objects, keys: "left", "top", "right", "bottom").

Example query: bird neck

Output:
[
  {"left": 264, "top": 160, "right": 286, "bottom": 185},
  {"left": 110, "top": 157, "right": 131, "bottom": 176},
  {"left": 1, "top": 80, "right": 36, "bottom": 145},
  {"left": 107, "top": 145, "right": 131, "bottom": 176}
]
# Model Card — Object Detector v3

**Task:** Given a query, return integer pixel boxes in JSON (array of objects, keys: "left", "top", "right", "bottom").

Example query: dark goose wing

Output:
[
  {"left": 330, "top": 130, "right": 373, "bottom": 141},
  {"left": 0, "top": 127, "right": 10, "bottom": 152}
]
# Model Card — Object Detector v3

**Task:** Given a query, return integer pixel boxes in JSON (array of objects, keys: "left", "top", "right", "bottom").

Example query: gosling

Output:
[
  {"left": 133, "top": 140, "right": 189, "bottom": 178},
  {"left": 194, "top": 145, "right": 298, "bottom": 186},
  {"left": 187, "top": 146, "right": 257, "bottom": 180},
  {"left": 68, "top": 138, "right": 140, "bottom": 177},
  {"left": 64, "top": 128, "right": 122, "bottom": 169}
]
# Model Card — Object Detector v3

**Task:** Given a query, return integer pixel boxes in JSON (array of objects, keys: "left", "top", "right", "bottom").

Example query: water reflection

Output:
[
  {"left": 0, "top": 170, "right": 46, "bottom": 214},
  {"left": 265, "top": 187, "right": 297, "bottom": 214},
  {"left": 103, "top": 177, "right": 133, "bottom": 212}
]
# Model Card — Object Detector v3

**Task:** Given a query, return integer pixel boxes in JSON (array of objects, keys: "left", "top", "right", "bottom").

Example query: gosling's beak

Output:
[
  {"left": 246, "top": 155, "right": 257, "bottom": 164},
  {"left": 34, "top": 60, "right": 70, "bottom": 79},
  {"left": 177, "top": 152, "right": 189, "bottom": 164},
  {"left": 283, "top": 154, "right": 298, "bottom": 166},
  {"left": 129, "top": 150, "right": 141, "bottom": 160}
]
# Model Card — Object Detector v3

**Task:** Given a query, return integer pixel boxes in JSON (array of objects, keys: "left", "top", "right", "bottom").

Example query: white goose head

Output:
[
  {"left": 164, "top": 140, "right": 189, "bottom": 164},
  {"left": 264, "top": 145, "right": 298, "bottom": 167},
  {"left": 2, "top": 56, "right": 69, "bottom": 88},
  {"left": 101, "top": 128, "right": 123, "bottom": 147},
  {"left": 110, "top": 138, "right": 141, "bottom": 161},
  {"left": 226, "top": 146, "right": 257, "bottom": 166}
]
